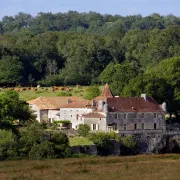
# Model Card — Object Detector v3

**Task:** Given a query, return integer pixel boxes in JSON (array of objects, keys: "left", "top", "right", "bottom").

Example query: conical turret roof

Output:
[{"left": 94, "top": 83, "right": 113, "bottom": 101}]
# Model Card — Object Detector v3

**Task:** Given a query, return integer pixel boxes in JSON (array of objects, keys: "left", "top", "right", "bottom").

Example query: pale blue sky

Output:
[{"left": 0, "top": 0, "right": 179, "bottom": 19}]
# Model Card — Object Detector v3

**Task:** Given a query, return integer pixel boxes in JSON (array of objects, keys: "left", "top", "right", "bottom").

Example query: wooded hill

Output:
[{"left": 0, "top": 11, "right": 180, "bottom": 118}]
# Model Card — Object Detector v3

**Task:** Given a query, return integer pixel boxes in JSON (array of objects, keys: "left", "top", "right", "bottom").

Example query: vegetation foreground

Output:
[{"left": 0, "top": 154, "right": 180, "bottom": 180}]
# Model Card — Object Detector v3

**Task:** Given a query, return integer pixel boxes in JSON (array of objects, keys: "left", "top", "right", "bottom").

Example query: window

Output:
[
  {"left": 91, "top": 124, "right": 99, "bottom": 130},
  {"left": 142, "top": 113, "right": 144, "bottom": 118},
  {"left": 113, "top": 125, "right": 117, "bottom": 131},
  {"left": 134, "top": 123, "right": 137, "bottom": 130},
  {"left": 124, "top": 124, "right": 127, "bottom": 130},
  {"left": 154, "top": 123, "right": 157, "bottom": 130},
  {"left": 93, "top": 124, "right": 96, "bottom": 130},
  {"left": 115, "top": 113, "right": 118, "bottom": 119},
  {"left": 135, "top": 113, "right": 138, "bottom": 118},
  {"left": 70, "top": 115, "right": 72, "bottom": 118},
  {"left": 142, "top": 123, "right": 144, "bottom": 130},
  {"left": 154, "top": 113, "right": 157, "bottom": 118},
  {"left": 124, "top": 114, "right": 127, "bottom": 119}
]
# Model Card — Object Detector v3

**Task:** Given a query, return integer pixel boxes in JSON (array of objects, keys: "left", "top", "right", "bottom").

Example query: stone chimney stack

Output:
[
  {"left": 67, "top": 99, "right": 71, "bottom": 104},
  {"left": 162, "top": 102, "right": 167, "bottom": 113},
  {"left": 103, "top": 104, "right": 108, "bottom": 114},
  {"left": 141, "top": 94, "right": 147, "bottom": 101},
  {"left": 98, "top": 100, "right": 104, "bottom": 110},
  {"left": 92, "top": 100, "right": 96, "bottom": 107}
]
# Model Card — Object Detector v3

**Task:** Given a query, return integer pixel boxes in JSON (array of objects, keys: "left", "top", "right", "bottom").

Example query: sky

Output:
[{"left": 0, "top": 0, "right": 179, "bottom": 19}]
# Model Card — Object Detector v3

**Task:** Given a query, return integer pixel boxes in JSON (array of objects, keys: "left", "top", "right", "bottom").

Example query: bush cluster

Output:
[{"left": 0, "top": 122, "right": 71, "bottom": 160}]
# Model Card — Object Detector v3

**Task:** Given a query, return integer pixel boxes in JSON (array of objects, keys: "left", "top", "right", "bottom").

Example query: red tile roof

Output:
[
  {"left": 60, "top": 100, "right": 92, "bottom": 108},
  {"left": 107, "top": 97, "right": 163, "bottom": 112},
  {"left": 82, "top": 113, "right": 105, "bottom": 118},
  {"left": 94, "top": 83, "right": 113, "bottom": 102},
  {"left": 27, "top": 96, "right": 84, "bottom": 110}
]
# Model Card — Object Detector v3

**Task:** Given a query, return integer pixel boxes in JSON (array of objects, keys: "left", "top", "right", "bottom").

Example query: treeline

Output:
[
  {"left": 0, "top": 11, "right": 180, "bottom": 117},
  {"left": 1, "top": 12, "right": 180, "bottom": 35}
]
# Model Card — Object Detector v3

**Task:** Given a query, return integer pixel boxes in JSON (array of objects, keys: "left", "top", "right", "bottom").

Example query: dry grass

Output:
[{"left": 1, "top": 154, "right": 180, "bottom": 180}]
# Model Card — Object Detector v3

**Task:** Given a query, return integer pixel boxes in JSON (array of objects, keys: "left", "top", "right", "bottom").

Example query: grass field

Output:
[
  {"left": 1, "top": 154, "right": 180, "bottom": 180},
  {"left": 0, "top": 86, "right": 87, "bottom": 101},
  {"left": 69, "top": 137, "right": 94, "bottom": 146}
]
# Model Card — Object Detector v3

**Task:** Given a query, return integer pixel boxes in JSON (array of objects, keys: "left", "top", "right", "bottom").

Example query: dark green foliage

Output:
[
  {"left": 28, "top": 141, "right": 55, "bottom": 160},
  {"left": 50, "top": 132, "right": 71, "bottom": 158},
  {"left": 0, "top": 11, "right": 179, "bottom": 117},
  {"left": 0, "top": 56, "right": 23, "bottom": 85},
  {"left": 0, "top": 130, "right": 18, "bottom": 160},
  {"left": 20, "top": 122, "right": 70, "bottom": 159},
  {"left": 84, "top": 86, "right": 100, "bottom": 100},
  {"left": 120, "top": 136, "right": 139, "bottom": 155},
  {"left": 0, "top": 91, "right": 34, "bottom": 130},
  {"left": 77, "top": 124, "right": 90, "bottom": 137},
  {"left": 88, "top": 132, "right": 119, "bottom": 156}
]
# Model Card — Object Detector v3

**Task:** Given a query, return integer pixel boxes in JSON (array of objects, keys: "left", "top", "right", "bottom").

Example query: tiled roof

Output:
[
  {"left": 107, "top": 97, "right": 163, "bottom": 112},
  {"left": 94, "top": 83, "right": 113, "bottom": 102},
  {"left": 101, "top": 83, "right": 113, "bottom": 97},
  {"left": 82, "top": 113, "right": 105, "bottom": 118},
  {"left": 27, "top": 96, "right": 84, "bottom": 110},
  {"left": 60, "top": 100, "right": 92, "bottom": 108}
]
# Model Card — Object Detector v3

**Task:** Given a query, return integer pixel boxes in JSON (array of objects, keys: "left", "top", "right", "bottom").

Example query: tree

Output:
[
  {"left": 77, "top": 124, "right": 90, "bottom": 137},
  {"left": 0, "top": 130, "right": 18, "bottom": 160},
  {"left": 85, "top": 86, "right": 100, "bottom": 100},
  {"left": 0, "top": 91, "right": 34, "bottom": 130},
  {"left": 50, "top": 132, "right": 70, "bottom": 158},
  {"left": 100, "top": 62, "right": 139, "bottom": 95},
  {"left": 0, "top": 56, "right": 23, "bottom": 85}
]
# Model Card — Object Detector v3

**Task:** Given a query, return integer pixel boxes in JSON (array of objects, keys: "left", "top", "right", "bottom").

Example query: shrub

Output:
[
  {"left": 50, "top": 132, "right": 71, "bottom": 158},
  {"left": 0, "top": 130, "right": 18, "bottom": 160},
  {"left": 88, "top": 132, "right": 114, "bottom": 155},
  {"left": 29, "top": 141, "right": 55, "bottom": 160},
  {"left": 120, "top": 136, "right": 139, "bottom": 155},
  {"left": 19, "top": 122, "right": 46, "bottom": 157},
  {"left": 77, "top": 124, "right": 90, "bottom": 137},
  {"left": 57, "top": 91, "right": 72, "bottom": 96},
  {"left": 84, "top": 86, "right": 100, "bottom": 100}
]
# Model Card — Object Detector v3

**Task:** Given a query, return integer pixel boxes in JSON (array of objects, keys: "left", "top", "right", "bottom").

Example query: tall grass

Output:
[{"left": 0, "top": 154, "right": 180, "bottom": 180}]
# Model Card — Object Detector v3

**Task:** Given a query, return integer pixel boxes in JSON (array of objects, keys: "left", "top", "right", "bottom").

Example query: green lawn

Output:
[{"left": 69, "top": 137, "right": 94, "bottom": 146}]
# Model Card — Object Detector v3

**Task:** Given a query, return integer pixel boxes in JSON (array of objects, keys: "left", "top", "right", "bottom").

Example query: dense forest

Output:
[{"left": 0, "top": 11, "right": 180, "bottom": 117}]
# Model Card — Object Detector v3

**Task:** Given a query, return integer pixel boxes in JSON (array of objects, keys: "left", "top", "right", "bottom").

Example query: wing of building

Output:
[{"left": 27, "top": 84, "right": 166, "bottom": 134}]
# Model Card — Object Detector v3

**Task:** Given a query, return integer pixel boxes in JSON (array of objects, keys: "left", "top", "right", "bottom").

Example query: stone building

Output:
[
  {"left": 27, "top": 96, "right": 84, "bottom": 123},
  {"left": 28, "top": 84, "right": 166, "bottom": 134}
]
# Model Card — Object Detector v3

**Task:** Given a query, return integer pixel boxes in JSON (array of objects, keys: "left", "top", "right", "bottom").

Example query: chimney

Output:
[
  {"left": 98, "top": 100, "right": 104, "bottom": 110},
  {"left": 92, "top": 100, "right": 96, "bottom": 107},
  {"left": 67, "top": 99, "right": 71, "bottom": 104},
  {"left": 141, "top": 94, "right": 147, "bottom": 101},
  {"left": 104, "top": 104, "right": 108, "bottom": 114},
  {"left": 162, "top": 102, "right": 167, "bottom": 113}
]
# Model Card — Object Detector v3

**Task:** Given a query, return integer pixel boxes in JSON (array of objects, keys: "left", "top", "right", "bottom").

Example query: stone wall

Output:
[
  {"left": 133, "top": 133, "right": 180, "bottom": 154},
  {"left": 107, "top": 112, "right": 165, "bottom": 132},
  {"left": 70, "top": 134, "right": 180, "bottom": 156}
]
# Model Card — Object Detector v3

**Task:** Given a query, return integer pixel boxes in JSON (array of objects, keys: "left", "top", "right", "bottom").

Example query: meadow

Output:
[
  {"left": 0, "top": 86, "right": 88, "bottom": 101},
  {"left": 0, "top": 154, "right": 180, "bottom": 180}
]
